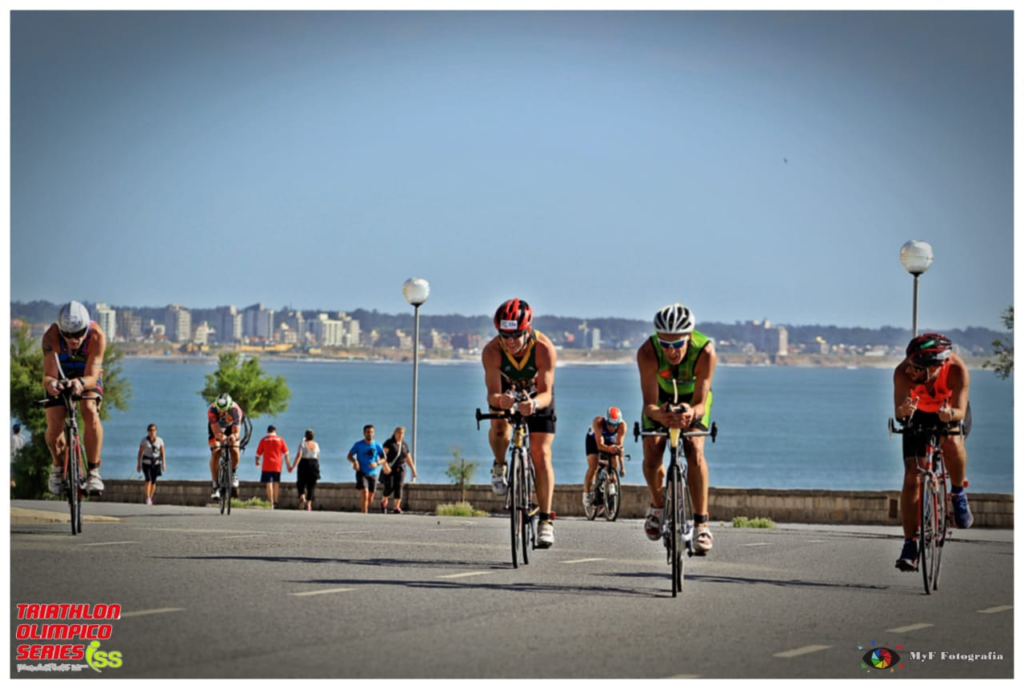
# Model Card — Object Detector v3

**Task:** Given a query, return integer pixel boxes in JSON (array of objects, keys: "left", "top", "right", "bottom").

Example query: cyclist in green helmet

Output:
[{"left": 208, "top": 393, "right": 244, "bottom": 500}]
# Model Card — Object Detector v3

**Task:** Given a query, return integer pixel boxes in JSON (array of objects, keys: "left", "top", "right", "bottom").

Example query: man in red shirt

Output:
[{"left": 255, "top": 425, "right": 289, "bottom": 509}]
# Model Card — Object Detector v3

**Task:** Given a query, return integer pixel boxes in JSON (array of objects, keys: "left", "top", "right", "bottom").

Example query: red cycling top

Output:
[{"left": 910, "top": 361, "right": 953, "bottom": 413}]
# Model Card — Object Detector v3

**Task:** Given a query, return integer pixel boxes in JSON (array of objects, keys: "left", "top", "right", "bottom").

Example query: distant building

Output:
[
  {"left": 242, "top": 303, "right": 275, "bottom": 342},
  {"left": 165, "top": 305, "right": 191, "bottom": 343},
  {"left": 590, "top": 327, "right": 602, "bottom": 351},
  {"left": 116, "top": 309, "right": 142, "bottom": 342},
  {"left": 214, "top": 305, "right": 242, "bottom": 344},
  {"left": 310, "top": 314, "right": 347, "bottom": 347},
  {"left": 94, "top": 303, "right": 116, "bottom": 341},
  {"left": 193, "top": 321, "right": 212, "bottom": 345}
]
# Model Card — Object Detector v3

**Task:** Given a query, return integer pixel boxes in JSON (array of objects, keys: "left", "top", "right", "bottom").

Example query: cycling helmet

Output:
[
  {"left": 57, "top": 301, "right": 91, "bottom": 338},
  {"left": 605, "top": 407, "right": 623, "bottom": 426},
  {"left": 215, "top": 393, "right": 233, "bottom": 411},
  {"left": 653, "top": 303, "right": 695, "bottom": 335},
  {"left": 494, "top": 298, "right": 533, "bottom": 334},
  {"left": 906, "top": 333, "right": 953, "bottom": 367}
]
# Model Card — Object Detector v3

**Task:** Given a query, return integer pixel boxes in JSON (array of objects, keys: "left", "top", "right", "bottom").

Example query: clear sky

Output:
[{"left": 8, "top": 8, "right": 1014, "bottom": 330}]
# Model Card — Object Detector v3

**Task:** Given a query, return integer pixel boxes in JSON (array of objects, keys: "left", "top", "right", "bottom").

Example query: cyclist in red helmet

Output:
[
  {"left": 482, "top": 298, "right": 559, "bottom": 548},
  {"left": 583, "top": 406, "right": 626, "bottom": 510},
  {"left": 893, "top": 333, "right": 973, "bottom": 572}
]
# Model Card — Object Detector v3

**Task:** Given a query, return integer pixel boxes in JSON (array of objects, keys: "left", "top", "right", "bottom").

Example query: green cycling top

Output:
[{"left": 651, "top": 330, "right": 711, "bottom": 403}]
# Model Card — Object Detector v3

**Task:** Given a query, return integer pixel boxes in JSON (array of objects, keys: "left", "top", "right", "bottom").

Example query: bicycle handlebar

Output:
[
  {"left": 888, "top": 417, "right": 964, "bottom": 439},
  {"left": 633, "top": 419, "right": 718, "bottom": 443},
  {"left": 475, "top": 391, "right": 535, "bottom": 430}
]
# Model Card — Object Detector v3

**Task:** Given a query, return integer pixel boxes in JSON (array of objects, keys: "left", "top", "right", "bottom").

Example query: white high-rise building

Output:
[
  {"left": 94, "top": 303, "right": 116, "bottom": 341},
  {"left": 165, "top": 305, "right": 192, "bottom": 343}
]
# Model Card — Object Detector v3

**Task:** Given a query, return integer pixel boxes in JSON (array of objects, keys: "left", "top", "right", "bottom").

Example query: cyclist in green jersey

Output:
[
  {"left": 636, "top": 303, "right": 718, "bottom": 552},
  {"left": 482, "top": 298, "right": 558, "bottom": 548}
]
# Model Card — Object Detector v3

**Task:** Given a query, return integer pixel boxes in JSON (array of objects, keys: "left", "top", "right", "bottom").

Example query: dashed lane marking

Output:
[
  {"left": 81, "top": 541, "right": 139, "bottom": 547},
  {"left": 773, "top": 645, "right": 831, "bottom": 659},
  {"left": 978, "top": 605, "right": 1013, "bottom": 614},
  {"left": 120, "top": 608, "right": 185, "bottom": 618},
  {"left": 290, "top": 588, "right": 355, "bottom": 597},
  {"left": 886, "top": 623, "right": 934, "bottom": 633},
  {"left": 562, "top": 558, "right": 607, "bottom": 564},
  {"left": 436, "top": 571, "right": 491, "bottom": 579}
]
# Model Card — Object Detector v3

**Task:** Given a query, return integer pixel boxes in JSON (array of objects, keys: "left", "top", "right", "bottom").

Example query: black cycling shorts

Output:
[
  {"left": 902, "top": 403, "right": 972, "bottom": 459},
  {"left": 488, "top": 399, "right": 557, "bottom": 435}
]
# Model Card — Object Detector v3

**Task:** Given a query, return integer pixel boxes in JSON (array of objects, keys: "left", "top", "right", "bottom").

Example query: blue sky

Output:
[{"left": 8, "top": 10, "right": 1014, "bottom": 330}]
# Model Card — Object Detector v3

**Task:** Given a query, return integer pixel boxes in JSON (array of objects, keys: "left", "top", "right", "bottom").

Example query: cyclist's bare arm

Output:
[
  {"left": 80, "top": 326, "right": 106, "bottom": 391},
  {"left": 637, "top": 340, "right": 684, "bottom": 428},
  {"left": 481, "top": 341, "right": 513, "bottom": 410},
  {"left": 943, "top": 356, "right": 970, "bottom": 423},
  {"left": 893, "top": 362, "right": 919, "bottom": 419},
  {"left": 40, "top": 327, "right": 64, "bottom": 394},
  {"left": 530, "top": 333, "right": 556, "bottom": 413},
  {"left": 685, "top": 339, "right": 717, "bottom": 426}
]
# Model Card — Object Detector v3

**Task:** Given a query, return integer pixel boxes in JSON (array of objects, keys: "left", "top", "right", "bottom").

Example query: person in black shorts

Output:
[
  {"left": 481, "top": 298, "right": 558, "bottom": 548},
  {"left": 136, "top": 424, "right": 166, "bottom": 506},
  {"left": 380, "top": 427, "right": 418, "bottom": 514}
]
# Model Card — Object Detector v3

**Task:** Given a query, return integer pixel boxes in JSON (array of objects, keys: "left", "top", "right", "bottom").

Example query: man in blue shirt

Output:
[{"left": 347, "top": 424, "right": 390, "bottom": 514}]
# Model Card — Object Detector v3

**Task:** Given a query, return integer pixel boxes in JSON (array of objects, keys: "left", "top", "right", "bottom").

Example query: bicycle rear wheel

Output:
[
  {"left": 219, "top": 453, "right": 230, "bottom": 515},
  {"left": 919, "top": 476, "right": 939, "bottom": 594},
  {"left": 520, "top": 457, "right": 532, "bottom": 565},
  {"left": 933, "top": 476, "right": 949, "bottom": 591},
  {"left": 668, "top": 464, "right": 683, "bottom": 596},
  {"left": 605, "top": 468, "right": 621, "bottom": 522},
  {"left": 509, "top": 451, "right": 522, "bottom": 568}
]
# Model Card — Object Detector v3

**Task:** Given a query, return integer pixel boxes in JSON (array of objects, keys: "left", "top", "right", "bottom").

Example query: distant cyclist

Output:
[
  {"left": 208, "top": 393, "right": 244, "bottom": 500},
  {"left": 583, "top": 406, "right": 626, "bottom": 509},
  {"left": 893, "top": 333, "right": 973, "bottom": 572},
  {"left": 636, "top": 303, "right": 718, "bottom": 552},
  {"left": 481, "top": 298, "right": 558, "bottom": 548},
  {"left": 42, "top": 301, "right": 107, "bottom": 493}
]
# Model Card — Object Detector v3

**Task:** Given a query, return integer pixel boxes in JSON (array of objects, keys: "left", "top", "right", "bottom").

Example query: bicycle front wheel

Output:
[
  {"left": 919, "top": 476, "right": 939, "bottom": 594},
  {"left": 520, "top": 456, "right": 532, "bottom": 565},
  {"left": 219, "top": 453, "right": 230, "bottom": 515},
  {"left": 605, "top": 468, "right": 621, "bottom": 522},
  {"left": 933, "top": 476, "right": 950, "bottom": 591},
  {"left": 66, "top": 432, "right": 82, "bottom": 536},
  {"left": 509, "top": 451, "right": 522, "bottom": 568},
  {"left": 668, "top": 464, "right": 683, "bottom": 596}
]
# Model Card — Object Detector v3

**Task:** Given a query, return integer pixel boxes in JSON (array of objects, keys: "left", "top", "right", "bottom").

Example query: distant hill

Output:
[{"left": 11, "top": 300, "right": 1008, "bottom": 353}]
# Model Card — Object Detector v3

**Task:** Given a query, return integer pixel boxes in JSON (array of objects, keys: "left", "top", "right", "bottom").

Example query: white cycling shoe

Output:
[
  {"left": 48, "top": 466, "right": 65, "bottom": 494},
  {"left": 490, "top": 463, "right": 508, "bottom": 496}
]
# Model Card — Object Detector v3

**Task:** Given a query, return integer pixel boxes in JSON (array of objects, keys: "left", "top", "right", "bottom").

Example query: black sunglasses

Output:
[
  {"left": 500, "top": 331, "right": 527, "bottom": 340},
  {"left": 60, "top": 326, "right": 89, "bottom": 340}
]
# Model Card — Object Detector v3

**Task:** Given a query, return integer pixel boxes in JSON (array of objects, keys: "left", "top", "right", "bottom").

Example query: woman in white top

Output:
[
  {"left": 136, "top": 424, "right": 166, "bottom": 506},
  {"left": 288, "top": 429, "right": 320, "bottom": 512}
]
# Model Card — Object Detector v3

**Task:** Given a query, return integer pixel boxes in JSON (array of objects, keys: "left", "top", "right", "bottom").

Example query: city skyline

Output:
[{"left": 10, "top": 10, "right": 1014, "bottom": 331}]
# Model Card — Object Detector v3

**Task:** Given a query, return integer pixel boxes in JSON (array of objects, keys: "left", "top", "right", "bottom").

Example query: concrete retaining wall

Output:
[{"left": 96, "top": 480, "right": 1013, "bottom": 528}]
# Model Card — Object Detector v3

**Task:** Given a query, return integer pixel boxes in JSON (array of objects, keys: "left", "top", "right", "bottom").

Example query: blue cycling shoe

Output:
[
  {"left": 895, "top": 539, "right": 918, "bottom": 572},
  {"left": 951, "top": 492, "right": 974, "bottom": 529}
]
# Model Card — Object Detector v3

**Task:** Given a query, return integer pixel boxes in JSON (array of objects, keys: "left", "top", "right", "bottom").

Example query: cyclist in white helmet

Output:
[
  {"left": 42, "top": 301, "right": 108, "bottom": 493},
  {"left": 208, "top": 393, "right": 244, "bottom": 500},
  {"left": 636, "top": 302, "right": 718, "bottom": 552}
]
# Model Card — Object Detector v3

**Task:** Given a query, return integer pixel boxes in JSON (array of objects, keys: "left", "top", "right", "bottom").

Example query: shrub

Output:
[{"left": 732, "top": 516, "right": 776, "bottom": 529}]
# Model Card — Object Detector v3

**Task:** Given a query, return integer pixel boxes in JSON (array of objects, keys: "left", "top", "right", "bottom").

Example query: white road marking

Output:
[
  {"left": 886, "top": 623, "right": 934, "bottom": 633},
  {"left": 773, "top": 645, "right": 831, "bottom": 658},
  {"left": 436, "top": 571, "right": 491, "bottom": 579},
  {"left": 978, "top": 605, "right": 1013, "bottom": 614},
  {"left": 562, "top": 558, "right": 607, "bottom": 564},
  {"left": 119, "top": 608, "right": 185, "bottom": 618},
  {"left": 290, "top": 588, "right": 355, "bottom": 597},
  {"left": 80, "top": 541, "right": 138, "bottom": 547}
]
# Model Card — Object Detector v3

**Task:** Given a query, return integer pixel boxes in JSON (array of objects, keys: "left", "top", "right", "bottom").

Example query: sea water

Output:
[{"left": 93, "top": 358, "right": 1013, "bottom": 493}]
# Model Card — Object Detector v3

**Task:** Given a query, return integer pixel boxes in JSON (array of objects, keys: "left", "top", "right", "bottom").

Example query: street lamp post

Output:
[
  {"left": 402, "top": 277, "right": 430, "bottom": 466},
  {"left": 899, "top": 240, "right": 934, "bottom": 337}
]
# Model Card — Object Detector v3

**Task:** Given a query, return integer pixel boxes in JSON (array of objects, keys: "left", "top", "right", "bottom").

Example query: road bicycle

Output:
[
  {"left": 36, "top": 357, "right": 95, "bottom": 535},
  {"left": 584, "top": 451, "right": 630, "bottom": 522},
  {"left": 216, "top": 416, "right": 253, "bottom": 515},
  {"left": 889, "top": 417, "right": 965, "bottom": 594},
  {"left": 476, "top": 392, "right": 538, "bottom": 568},
  {"left": 635, "top": 413, "right": 718, "bottom": 597}
]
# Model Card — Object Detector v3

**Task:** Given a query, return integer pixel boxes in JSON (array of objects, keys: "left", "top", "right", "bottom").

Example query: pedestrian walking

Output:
[
  {"left": 136, "top": 424, "right": 166, "bottom": 505},
  {"left": 347, "top": 424, "right": 390, "bottom": 514},
  {"left": 380, "top": 426, "right": 417, "bottom": 514},
  {"left": 255, "top": 425, "right": 289, "bottom": 509},
  {"left": 288, "top": 429, "right": 320, "bottom": 512}
]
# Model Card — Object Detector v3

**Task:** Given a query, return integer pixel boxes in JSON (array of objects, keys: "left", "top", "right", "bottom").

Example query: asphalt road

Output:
[{"left": 9, "top": 500, "right": 1014, "bottom": 679}]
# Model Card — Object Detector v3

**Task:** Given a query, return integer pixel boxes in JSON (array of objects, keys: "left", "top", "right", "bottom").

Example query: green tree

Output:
[
  {"left": 983, "top": 306, "right": 1013, "bottom": 380},
  {"left": 198, "top": 352, "right": 290, "bottom": 418},
  {"left": 10, "top": 324, "right": 132, "bottom": 498},
  {"left": 445, "top": 448, "right": 479, "bottom": 503}
]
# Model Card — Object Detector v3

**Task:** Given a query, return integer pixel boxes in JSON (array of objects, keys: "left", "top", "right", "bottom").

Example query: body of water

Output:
[{"left": 89, "top": 357, "right": 1013, "bottom": 493}]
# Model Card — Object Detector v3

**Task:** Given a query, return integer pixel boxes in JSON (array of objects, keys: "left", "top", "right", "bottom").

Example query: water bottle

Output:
[{"left": 607, "top": 479, "right": 616, "bottom": 497}]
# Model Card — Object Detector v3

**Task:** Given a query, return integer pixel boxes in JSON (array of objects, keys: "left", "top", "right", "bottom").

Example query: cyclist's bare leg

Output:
[
  {"left": 209, "top": 448, "right": 220, "bottom": 483},
  {"left": 79, "top": 397, "right": 103, "bottom": 468},
  {"left": 942, "top": 435, "right": 968, "bottom": 487},
  {"left": 642, "top": 436, "right": 667, "bottom": 508},
  {"left": 529, "top": 432, "right": 555, "bottom": 513},
  {"left": 231, "top": 444, "right": 240, "bottom": 472},
  {"left": 488, "top": 418, "right": 511, "bottom": 467},
  {"left": 360, "top": 488, "right": 371, "bottom": 513},
  {"left": 584, "top": 454, "right": 598, "bottom": 494},
  {"left": 683, "top": 435, "right": 709, "bottom": 516},
  {"left": 900, "top": 457, "right": 924, "bottom": 539},
  {"left": 44, "top": 406, "right": 68, "bottom": 466}
]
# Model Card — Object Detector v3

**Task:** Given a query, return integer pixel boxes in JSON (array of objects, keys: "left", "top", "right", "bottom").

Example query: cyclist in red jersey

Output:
[{"left": 893, "top": 333, "right": 973, "bottom": 571}]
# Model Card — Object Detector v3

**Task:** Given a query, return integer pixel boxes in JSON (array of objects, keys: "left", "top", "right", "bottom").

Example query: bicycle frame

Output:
[{"left": 36, "top": 357, "right": 89, "bottom": 535}]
